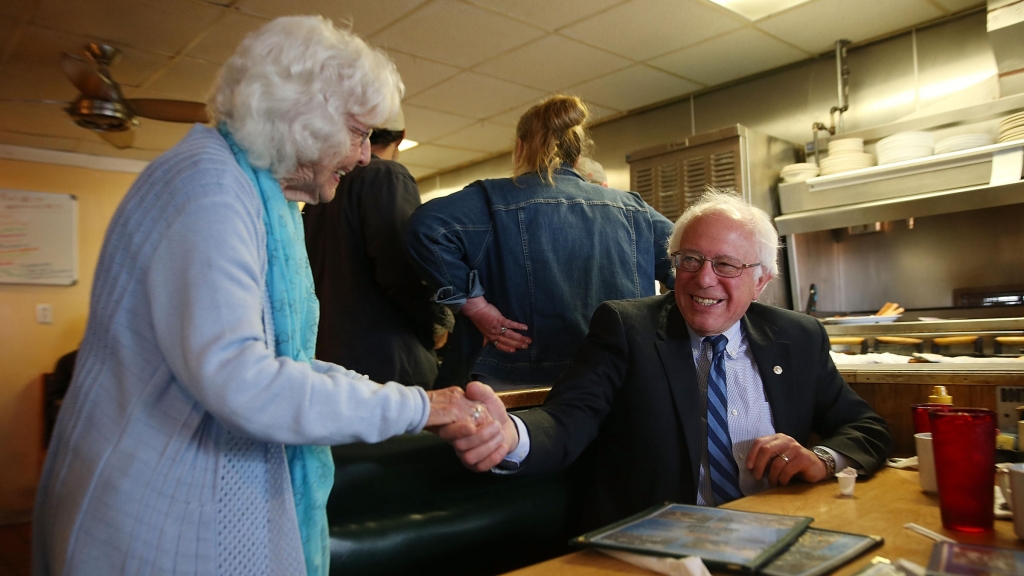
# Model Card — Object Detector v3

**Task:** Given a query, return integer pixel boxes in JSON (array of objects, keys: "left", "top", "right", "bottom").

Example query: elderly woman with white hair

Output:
[{"left": 32, "top": 16, "right": 499, "bottom": 576}]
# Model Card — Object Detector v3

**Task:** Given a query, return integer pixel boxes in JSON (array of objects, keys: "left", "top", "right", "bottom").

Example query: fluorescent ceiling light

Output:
[
  {"left": 398, "top": 139, "right": 419, "bottom": 151},
  {"left": 708, "top": 0, "right": 812, "bottom": 21}
]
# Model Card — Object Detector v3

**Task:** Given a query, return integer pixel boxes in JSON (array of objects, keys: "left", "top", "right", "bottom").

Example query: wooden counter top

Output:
[{"left": 505, "top": 467, "right": 1023, "bottom": 575}]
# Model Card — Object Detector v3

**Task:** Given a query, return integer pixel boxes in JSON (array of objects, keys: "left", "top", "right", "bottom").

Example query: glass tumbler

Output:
[{"left": 929, "top": 408, "right": 996, "bottom": 532}]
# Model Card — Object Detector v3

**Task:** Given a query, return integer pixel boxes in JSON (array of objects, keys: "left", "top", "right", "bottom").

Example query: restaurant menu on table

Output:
[
  {"left": 927, "top": 541, "right": 1024, "bottom": 576},
  {"left": 572, "top": 503, "right": 812, "bottom": 572}
]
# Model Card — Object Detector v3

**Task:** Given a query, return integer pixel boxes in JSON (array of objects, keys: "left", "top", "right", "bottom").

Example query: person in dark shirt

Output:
[{"left": 304, "top": 108, "right": 451, "bottom": 389}]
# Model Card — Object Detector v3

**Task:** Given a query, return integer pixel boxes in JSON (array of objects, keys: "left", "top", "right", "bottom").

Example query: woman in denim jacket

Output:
[{"left": 405, "top": 95, "right": 675, "bottom": 389}]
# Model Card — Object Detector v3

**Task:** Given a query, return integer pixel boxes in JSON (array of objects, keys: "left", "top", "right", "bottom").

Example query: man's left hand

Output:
[{"left": 745, "top": 433, "right": 828, "bottom": 487}]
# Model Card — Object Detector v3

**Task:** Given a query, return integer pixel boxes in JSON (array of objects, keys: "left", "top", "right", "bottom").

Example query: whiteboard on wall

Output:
[{"left": 0, "top": 189, "right": 78, "bottom": 286}]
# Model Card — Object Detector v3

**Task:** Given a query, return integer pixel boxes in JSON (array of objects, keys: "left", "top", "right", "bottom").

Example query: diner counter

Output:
[{"left": 504, "top": 466, "right": 1023, "bottom": 575}]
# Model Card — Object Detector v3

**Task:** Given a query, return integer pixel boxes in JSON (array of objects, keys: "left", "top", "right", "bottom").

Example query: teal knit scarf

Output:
[{"left": 219, "top": 125, "right": 333, "bottom": 576}]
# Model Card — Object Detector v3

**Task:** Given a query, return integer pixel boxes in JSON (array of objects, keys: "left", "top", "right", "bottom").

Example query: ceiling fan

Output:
[{"left": 55, "top": 43, "right": 210, "bottom": 149}]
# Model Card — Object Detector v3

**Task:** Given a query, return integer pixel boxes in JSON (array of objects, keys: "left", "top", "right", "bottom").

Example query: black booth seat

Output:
[{"left": 327, "top": 429, "right": 570, "bottom": 575}]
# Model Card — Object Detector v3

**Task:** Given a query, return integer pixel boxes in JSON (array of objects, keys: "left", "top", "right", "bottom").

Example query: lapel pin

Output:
[{"left": 773, "top": 366, "right": 783, "bottom": 374}]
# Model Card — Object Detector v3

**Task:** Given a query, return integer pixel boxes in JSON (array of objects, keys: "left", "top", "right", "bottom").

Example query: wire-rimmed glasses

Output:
[{"left": 671, "top": 250, "right": 760, "bottom": 278}]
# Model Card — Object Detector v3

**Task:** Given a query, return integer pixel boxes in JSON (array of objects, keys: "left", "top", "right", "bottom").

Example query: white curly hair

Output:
[{"left": 208, "top": 15, "right": 403, "bottom": 178}]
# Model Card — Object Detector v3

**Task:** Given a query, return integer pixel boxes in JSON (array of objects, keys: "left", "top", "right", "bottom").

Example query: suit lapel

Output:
[
  {"left": 654, "top": 300, "right": 705, "bottom": 487},
  {"left": 743, "top": 307, "right": 796, "bottom": 435}
]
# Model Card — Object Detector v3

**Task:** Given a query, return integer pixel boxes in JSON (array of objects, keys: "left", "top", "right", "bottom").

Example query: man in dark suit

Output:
[{"left": 445, "top": 190, "right": 892, "bottom": 534}]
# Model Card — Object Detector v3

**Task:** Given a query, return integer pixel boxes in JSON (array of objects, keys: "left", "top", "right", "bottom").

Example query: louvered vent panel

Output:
[
  {"left": 633, "top": 166, "right": 655, "bottom": 206},
  {"left": 682, "top": 156, "right": 707, "bottom": 208},
  {"left": 657, "top": 162, "right": 681, "bottom": 220},
  {"left": 710, "top": 151, "right": 737, "bottom": 191}
]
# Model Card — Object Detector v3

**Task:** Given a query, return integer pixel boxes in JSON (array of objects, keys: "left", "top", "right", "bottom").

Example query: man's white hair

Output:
[
  {"left": 668, "top": 188, "right": 779, "bottom": 279},
  {"left": 208, "top": 16, "right": 403, "bottom": 178}
]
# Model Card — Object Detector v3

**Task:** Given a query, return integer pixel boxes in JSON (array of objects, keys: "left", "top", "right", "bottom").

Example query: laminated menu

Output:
[
  {"left": 761, "top": 528, "right": 883, "bottom": 576},
  {"left": 926, "top": 541, "right": 1024, "bottom": 576},
  {"left": 571, "top": 503, "right": 812, "bottom": 573}
]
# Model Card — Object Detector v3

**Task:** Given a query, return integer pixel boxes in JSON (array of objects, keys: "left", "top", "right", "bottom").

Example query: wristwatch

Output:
[{"left": 812, "top": 446, "right": 836, "bottom": 477}]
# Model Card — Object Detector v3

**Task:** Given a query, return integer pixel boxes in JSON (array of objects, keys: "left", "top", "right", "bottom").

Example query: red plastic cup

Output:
[
  {"left": 911, "top": 403, "right": 953, "bottom": 434},
  {"left": 929, "top": 408, "right": 996, "bottom": 532}
]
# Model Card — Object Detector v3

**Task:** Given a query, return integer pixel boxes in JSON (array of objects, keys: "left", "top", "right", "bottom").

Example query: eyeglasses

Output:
[
  {"left": 349, "top": 124, "right": 373, "bottom": 146},
  {"left": 671, "top": 250, "right": 761, "bottom": 278}
]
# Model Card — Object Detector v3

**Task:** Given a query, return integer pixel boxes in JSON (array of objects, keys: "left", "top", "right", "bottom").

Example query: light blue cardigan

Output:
[{"left": 32, "top": 125, "right": 430, "bottom": 576}]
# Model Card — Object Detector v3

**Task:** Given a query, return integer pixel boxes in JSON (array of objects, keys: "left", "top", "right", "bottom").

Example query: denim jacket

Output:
[{"left": 405, "top": 166, "right": 675, "bottom": 385}]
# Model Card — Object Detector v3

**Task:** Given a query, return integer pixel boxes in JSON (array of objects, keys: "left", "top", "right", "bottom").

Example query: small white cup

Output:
[
  {"left": 915, "top": 433, "right": 937, "bottom": 494},
  {"left": 998, "top": 462, "right": 1024, "bottom": 539},
  {"left": 836, "top": 467, "right": 857, "bottom": 496}
]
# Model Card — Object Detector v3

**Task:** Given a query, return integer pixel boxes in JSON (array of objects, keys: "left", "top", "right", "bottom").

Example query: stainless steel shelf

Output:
[{"left": 775, "top": 178, "right": 1024, "bottom": 235}]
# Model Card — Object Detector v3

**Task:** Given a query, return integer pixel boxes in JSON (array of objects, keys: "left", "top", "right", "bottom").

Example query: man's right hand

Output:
[{"left": 437, "top": 381, "right": 519, "bottom": 472}]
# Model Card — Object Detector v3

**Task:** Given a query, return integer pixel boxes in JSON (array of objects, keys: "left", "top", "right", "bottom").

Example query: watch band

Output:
[{"left": 812, "top": 446, "right": 836, "bottom": 477}]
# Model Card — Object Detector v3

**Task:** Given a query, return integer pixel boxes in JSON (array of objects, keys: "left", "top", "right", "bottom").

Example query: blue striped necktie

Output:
[{"left": 706, "top": 335, "right": 743, "bottom": 505}]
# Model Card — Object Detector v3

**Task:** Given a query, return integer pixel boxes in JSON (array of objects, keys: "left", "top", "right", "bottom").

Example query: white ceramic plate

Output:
[{"left": 822, "top": 314, "right": 902, "bottom": 325}]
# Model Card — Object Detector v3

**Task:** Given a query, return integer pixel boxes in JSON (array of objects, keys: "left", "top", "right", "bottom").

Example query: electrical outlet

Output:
[{"left": 36, "top": 304, "right": 53, "bottom": 324}]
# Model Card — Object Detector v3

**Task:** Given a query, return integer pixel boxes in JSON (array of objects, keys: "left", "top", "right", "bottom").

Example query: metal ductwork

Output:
[{"left": 988, "top": 0, "right": 1024, "bottom": 96}]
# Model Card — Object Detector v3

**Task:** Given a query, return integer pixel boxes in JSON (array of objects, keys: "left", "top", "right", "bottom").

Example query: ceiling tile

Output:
[
  {"left": 408, "top": 72, "right": 545, "bottom": 118},
  {"left": 402, "top": 163, "right": 437, "bottom": 179},
  {"left": 386, "top": 51, "right": 460, "bottom": 97},
  {"left": 0, "top": 101, "right": 84, "bottom": 139},
  {"left": 183, "top": 10, "right": 267, "bottom": 64},
  {"left": 370, "top": 0, "right": 545, "bottom": 68},
  {"left": 488, "top": 102, "right": 537, "bottom": 126},
  {"left": 567, "top": 65, "right": 702, "bottom": 111},
  {"left": 74, "top": 138, "right": 164, "bottom": 159},
  {"left": 403, "top": 104, "right": 478, "bottom": 142},
  {"left": 130, "top": 120, "right": 193, "bottom": 150},
  {"left": 130, "top": 56, "right": 220, "bottom": 102},
  {"left": 755, "top": 0, "right": 943, "bottom": 54},
  {"left": 34, "top": 0, "right": 225, "bottom": 56},
  {"left": 649, "top": 27, "right": 809, "bottom": 86},
  {"left": 6, "top": 25, "right": 171, "bottom": 88},
  {"left": 236, "top": 0, "right": 428, "bottom": 37},
  {"left": 560, "top": 0, "right": 745, "bottom": 61},
  {"left": 0, "top": 63, "right": 77, "bottom": 101},
  {"left": 473, "top": 34, "right": 631, "bottom": 92},
  {"left": 399, "top": 143, "right": 486, "bottom": 168},
  {"left": 465, "top": 0, "right": 627, "bottom": 31},
  {"left": 0, "top": 131, "right": 81, "bottom": 152},
  {"left": 434, "top": 120, "right": 515, "bottom": 152}
]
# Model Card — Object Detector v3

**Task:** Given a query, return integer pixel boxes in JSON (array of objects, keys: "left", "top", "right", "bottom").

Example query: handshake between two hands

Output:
[{"left": 424, "top": 382, "right": 519, "bottom": 472}]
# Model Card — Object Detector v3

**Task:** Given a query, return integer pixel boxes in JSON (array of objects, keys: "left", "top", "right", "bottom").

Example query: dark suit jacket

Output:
[{"left": 517, "top": 293, "right": 891, "bottom": 534}]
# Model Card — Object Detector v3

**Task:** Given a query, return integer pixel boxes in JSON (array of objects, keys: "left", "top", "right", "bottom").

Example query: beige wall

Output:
[
  {"left": 419, "top": 11, "right": 998, "bottom": 195},
  {"left": 0, "top": 158, "right": 135, "bottom": 523}
]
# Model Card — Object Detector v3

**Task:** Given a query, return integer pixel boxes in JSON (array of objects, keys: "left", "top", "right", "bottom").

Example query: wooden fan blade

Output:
[
  {"left": 128, "top": 99, "right": 209, "bottom": 123},
  {"left": 98, "top": 128, "right": 135, "bottom": 149},
  {"left": 61, "top": 53, "right": 118, "bottom": 101}
]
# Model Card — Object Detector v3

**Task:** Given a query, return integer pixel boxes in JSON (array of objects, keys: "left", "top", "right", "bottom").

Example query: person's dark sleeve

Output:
[
  {"left": 516, "top": 301, "right": 631, "bottom": 475},
  {"left": 359, "top": 164, "right": 437, "bottom": 347},
  {"left": 810, "top": 320, "right": 893, "bottom": 475}
]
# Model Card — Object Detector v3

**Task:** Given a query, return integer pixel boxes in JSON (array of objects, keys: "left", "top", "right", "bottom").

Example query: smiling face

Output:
[
  {"left": 279, "top": 119, "right": 372, "bottom": 204},
  {"left": 673, "top": 213, "right": 772, "bottom": 337}
]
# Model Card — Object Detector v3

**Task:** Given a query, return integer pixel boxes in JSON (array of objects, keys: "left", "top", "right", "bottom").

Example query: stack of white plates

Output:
[
  {"left": 934, "top": 133, "right": 994, "bottom": 154},
  {"left": 826, "top": 138, "right": 864, "bottom": 154},
  {"left": 999, "top": 111, "right": 1024, "bottom": 143},
  {"left": 780, "top": 162, "right": 819, "bottom": 183},
  {"left": 877, "top": 131, "right": 934, "bottom": 165},
  {"left": 819, "top": 138, "right": 874, "bottom": 176},
  {"left": 820, "top": 152, "right": 874, "bottom": 176}
]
